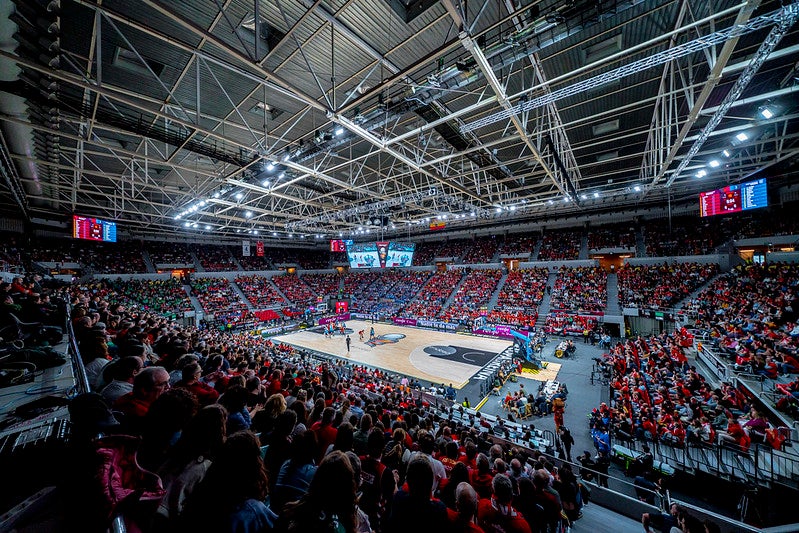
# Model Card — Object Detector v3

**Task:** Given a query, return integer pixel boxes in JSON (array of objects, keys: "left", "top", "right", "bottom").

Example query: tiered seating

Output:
[
  {"left": 0, "top": 233, "right": 24, "bottom": 272},
  {"left": 190, "top": 277, "right": 248, "bottom": 315},
  {"left": 302, "top": 273, "right": 341, "bottom": 299},
  {"left": 550, "top": 266, "right": 607, "bottom": 312},
  {"left": 587, "top": 224, "right": 636, "bottom": 250},
  {"left": 733, "top": 206, "right": 799, "bottom": 238},
  {"left": 643, "top": 217, "right": 735, "bottom": 257},
  {"left": 401, "top": 269, "right": 464, "bottom": 319},
  {"left": 488, "top": 267, "right": 549, "bottom": 327},
  {"left": 544, "top": 313, "right": 598, "bottom": 336},
  {"left": 80, "top": 241, "right": 147, "bottom": 273},
  {"left": 617, "top": 262, "right": 719, "bottom": 309},
  {"left": 237, "top": 254, "right": 271, "bottom": 271},
  {"left": 342, "top": 271, "right": 380, "bottom": 297},
  {"left": 196, "top": 245, "right": 238, "bottom": 271},
  {"left": 235, "top": 274, "right": 286, "bottom": 308},
  {"left": 108, "top": 277, "right": 193, "bottom": 318},
  {"left": 412, "top": 242, "right": 437, "bottom": 265},
  {"left": 272, "top": 273, "right": 317, "bottom": 308},
  {"left": 460, "top": 237, "right": 499, "bottom": 264},
  {"left": 148, "top": 242, "right": 193, "bottom": 265},
  {"left": 269, "top": 247, "right": 328, "bottom": 269},
  {"left": 686, "top": 263, "right": 799, "bottom": 378},
  {"left": 439, "top": 269, "right": 503, "bottom": 323},
  {"left": 29, "top": 237, "right": 80, "bottom": 263},
  {"left": 538, "top": 229, "right": 582, "bottom": 260},
  {"left": 352, "top": 270, "right": 430, "bottom": 315},
  {"left": 436, "top": 239, "right": 468, "bottom": 260},
  {"left": 496, "top": 235, "right": 537, "bottom": 256}
]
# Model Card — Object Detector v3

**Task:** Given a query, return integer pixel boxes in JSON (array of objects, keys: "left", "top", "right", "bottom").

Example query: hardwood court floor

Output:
[{"left": 273, "top": 320, "right": 512, "bottom": 388}]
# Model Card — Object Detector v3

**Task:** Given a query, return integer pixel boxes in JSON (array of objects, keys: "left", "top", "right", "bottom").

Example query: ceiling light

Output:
[
  {"left": 184, "top": 221, "right": 190, "bottom": 227},
  {"left": 709, "top": 160, "right": 720, "bottom": 168},
  {"left": 262, "top": 180, "right": 270, "bottom": 187},
  {"left": 759, "top": 107, "right": 774, "bottom": 119},
  {"left": 213, "top": 192, "right": 220, "bottom": 198},
  {"left": 580, "top": 194, "right": 587, "bottom": 200},
  {"left": 548, "top": 200, "right": 553, "bottom": 205},
  {"left": 278, "top": 172, "right": 285, "bottom": 179},
  {"left": 335, "top": 127, "right": 344, "bottom": 136},
  {"left": 338, "top": 232, "right": 343, "bottom": 237},
  {"left": 235, "top": 192, "right": 243, "bottom": 200},
  {"left": 289, "top": 233, "right": 293, "bottom": 237},
  {"left": 633, "top": 185, "right": 641, "bottom": 192},
  {"left": 266, "top": 162, "right": 275, "bottom": 171},
  {"left": 282, "top": 152, "right": 290, "bottom": 161},
  {"left": 191, "top": 223, "right": 198, "bottom": 228},
  {"left": 723, "top": 150, "right": 731, "bottom": 157},
  {"left": 272, "top": 232, "right": 277, "bottom": 236},
  {"left": 199, "top": 200, "right": 206, "bottom": 206},
  {"left": 593, "top": 192, "right": 600, "bottom": 198},
  {"left": 736, "top": 132, "right": 748, "bottom": 142},
  {"left": 245, "top": 210, "right": 253, "bottom": 218},
  {"left": 696, "top": 169, "right": 707, "bottom": 178},
  {"left": 253, "top": 230, "right": 259, "bottom": 235},
  {"left": 174, "top": 215, "right": 181, "bottom": 220},
  {"left": 205, "top": 225, "right": 211, "bottom": 230},
  {"left": 564, "top": 196, "right": 570, "bottom": 202},
  {"left": 496, "top": 207, "right": 502, "bottom": 213},
  {"left": 301, "top": 235, "right": 305, "bottom": 239}
]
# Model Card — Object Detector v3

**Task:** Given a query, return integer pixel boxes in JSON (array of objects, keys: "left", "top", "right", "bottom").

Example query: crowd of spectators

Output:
[
  {"left": 82, "top": 241, "right": 148, "bottom": 274},
  {"left": 590, "top": 328, "right": 787, "bottom": 454},
  {"left": 196, "top": 245, "right": 239, "bottom": 272},
  {"left": 401, "top": 270, "right": 464, "bottom": 320},
  {"left": 238, "top": 254, "right": 272, "bottom": 271},
  {"left": 684, "top": 263, "right": 799, "bottom": 382},
  {"left": 108, "top": 278, "right": 194, "bottom": 319},
  {"left": 460, "top": 237, "right": 499, "bottom": 264},
  {"left": 148, "top": 242, "right": 194, "bottom": 266},
  {"left": 235, "top": 275, "right": 287, "bottom": 309},
  {"left": 0, "top": 231, "right": 24, "bottom": 272},
  {"left": 63, "top": 277, "right": 595, "bottom": 533},
  {"left": 439, "top": 269, "right": 503, "bottom": 324},
  {"left": 353, "top": 271, "right": 432, "bottom": 316},
  {"left": 617, "top": 262, "right": 720, "bottom": 310},
  {"left": 587, "top": 224, "right": 636, "bottom": 251},
  {"left": 270, "top": 248, "right": 329, "bottom": 269},
  {"left": 488, "top": 268, "right": 549, "bottom": 327},
  {"left": 29, "top": 237, "right": 80, "bottom": 263},
  {"left": 543, "top": 314, "right": 598, "bottom": 336},
  {"left": 733, "top": 206, "right": 799, "bottom": 239},
  {"left": 272, "top": 274, "right": 318, "bottom": 308},
  {"left": 342, "top": 271, "right": 380, "bottom": 297},
  {"left": 302, "top": 273, "right": 341, "bottom": 300},
  {"left": 411, "top": 242, "right": 436, "bottom": 266},
  {"left": 190, "top": 278, "right": 250, "bottom": 327},
  {"left": 537, "top": 230, "right": 582, "bottom": 261},
  {"left": 496, "top": 235, "right": 538, "bottom": 257},
  {"left": 642, "top": 217, "right": 735, "bottom": 257},
  {"left": 550, "top": 267, "right": 607, "bottom": 313}
]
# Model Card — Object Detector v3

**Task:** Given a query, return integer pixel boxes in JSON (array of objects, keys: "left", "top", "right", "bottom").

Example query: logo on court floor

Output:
[{"left": 366, "top": 333, "right": 405, "bottom": 347}]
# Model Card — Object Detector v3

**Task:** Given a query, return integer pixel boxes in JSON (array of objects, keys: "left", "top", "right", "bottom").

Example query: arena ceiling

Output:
[{"left": 1, "top": 0, "right": 798, "bottom": 241}]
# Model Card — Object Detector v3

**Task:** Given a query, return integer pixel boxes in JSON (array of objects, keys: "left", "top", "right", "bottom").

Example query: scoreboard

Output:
[
  {"left": 73, "top": 215, "right": 117, "bottom": 242},
  {"left": 699, "top": 178, "right": 767, "bottom": 218}
]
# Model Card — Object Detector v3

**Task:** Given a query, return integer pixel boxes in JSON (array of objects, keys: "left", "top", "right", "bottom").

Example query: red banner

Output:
[
  {"left": 256, "top": 241, "right": 264, "bottom": 257},
  {"left": 429, "top": 221, "right": 446, "bottom": 231}
]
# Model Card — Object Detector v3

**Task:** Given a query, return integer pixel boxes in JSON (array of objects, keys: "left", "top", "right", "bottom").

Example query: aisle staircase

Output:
[
  {"left": 231, "top": 248, "right": 244, "bottom": 271},
  {"left": 142, "top": 249, "right": 156, "bottom": 273},
  {"left": 183, "top": 284, "right": 204, "bottom": 319},
  {"left": 268, "top": 276, "right": 291, "bottom": 304},
  {"left": 532, "top": 239, "right": 543, "bottom": 261},
  {"left": 441, "top": 272, "right": 469, "bottom": 311},
  {"left": 534, "top": 272, "right": 558, "bottom": 328},
  {"left": 579, "top": 233, "right": 589, "bottom": 259},
  {"left": 605, "top": 273, "right": 620, "bottom": 315},
  {"left": 487, "top": 271, "right": 508, "bottom": 310},
  {"left": 191, "top": 251, "right": 205, "bottom": 273},
  {"left": 231, "top": 281, "right": 255, "bottom": 311},
  {"left": 635, "top": 228, "right": 647, "bottom": 257}
]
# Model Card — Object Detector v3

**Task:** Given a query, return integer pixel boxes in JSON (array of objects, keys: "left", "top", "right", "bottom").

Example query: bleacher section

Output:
[
  {"left": 195, "top": 245, "right": 238, "bottom": 271},
  {"left": 642, "top": 217, "right": 735, "bottom": 257},
  {"left": 588, "top": 223, "right": 637, "bottom": 251},
  {"left": 107, "top": 278, "right": 193, "bottom": 318},
  {"left": 271, "top": 273, "right": 317, "bottom": 308},
  {"left": 439, "top": 269, "right": 503, "bottom": 323},
  {"left": 538, "top": 229, "right": 582, "bottom": 260},
  {"left": 302, "top": 273, "right": 341, "bottom": 300},
  {"left": 460, "top": 237, "right": 499, "bottom": 264},
  {"left": 235, "top": 275, "right": 287, "bottom": 309},
  {"left": 190, "top": 278, "right": 249, "bottom": 326},
  {"left": 550, "top": 266, "right": 607, "bottom": 313},
  {"left": 352, "top": 270, "right": 431, "bottom": 316},
  {"left": 488, "top": 267, "right": 549, "bottom": 327},
  {"left": 617, "top": 262, "right": 720, "bottom": 309},
  {"left": 401, "top": 269, "right": 464, "bottom": 319},
  {"left": 147, "top": 242, "right": 193, "bottom": 266},
  {"left": 496, "top": 235, "right": 537, "bottom": 257}
]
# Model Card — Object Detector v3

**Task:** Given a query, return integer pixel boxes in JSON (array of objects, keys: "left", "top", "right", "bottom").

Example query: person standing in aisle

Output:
[{"left": 346, "top": 335, "right": 351, "bottom": 353}]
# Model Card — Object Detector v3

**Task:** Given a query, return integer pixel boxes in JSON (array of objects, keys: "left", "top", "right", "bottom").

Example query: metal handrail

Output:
[{"left": 64, "top": 302, "right": 90, "bottom": 395}]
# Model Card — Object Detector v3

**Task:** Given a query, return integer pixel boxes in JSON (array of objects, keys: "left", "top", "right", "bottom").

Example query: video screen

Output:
[
  {"left": 330, "top": 239, "right": 353, "bottom": 252},
  {"left": 73, "top": 215, "right": 117, "bottom": 242},
  {"left": 347, "top": 241, "right": 416, "bottom": 268},
  {"left": 699, "top": 178, "right": 767, "bottom": 217}
]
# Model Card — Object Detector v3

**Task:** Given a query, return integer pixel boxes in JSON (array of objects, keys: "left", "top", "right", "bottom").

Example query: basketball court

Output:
[{"left": 272, "top": 319, "right": 515, "bottom": 388}]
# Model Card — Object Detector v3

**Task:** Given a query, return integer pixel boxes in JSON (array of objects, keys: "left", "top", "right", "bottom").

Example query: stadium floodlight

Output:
[
  {"left": 244, "top": 211, "right": 253, "bottom": 218},
  {"left": 235, "top": 192, "right": 243, "bottom": 200},
  {"left": 709, "top": 160, "right": 720, "bottom": 168},
  {"left": 696, "top": 169, "right": 707, "bottom": 178},
  {"left": 335, "top": 127, "right": 344, "bottom": 136},
  {"left": 633, "top": 185, "right": 641, "bottom": 192},
  {"left": 759, "top": 106, "right": 774, "bottom": 119},
  {"left": 593, "top": 192, "right": 600, "bottom": 198},
  {"left": 262, "top": 180, "right": 270, "bottom": 187},
  {"left": 205, "top": 225, "right": 211, "bottom": 230},
  {"left": 723, "top": 150, "right": 731, "bottom": 157},
  {"left": 266, "top": 162, "right": 275, "bottom": 171},
  {"left": 736, "top": 132, "right": 748, "bottom": 142}
]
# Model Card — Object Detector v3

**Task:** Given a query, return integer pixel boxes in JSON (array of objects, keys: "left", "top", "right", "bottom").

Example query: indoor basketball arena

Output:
[{"left": 0, "top": 0, "right": 798, "bottom": 531}]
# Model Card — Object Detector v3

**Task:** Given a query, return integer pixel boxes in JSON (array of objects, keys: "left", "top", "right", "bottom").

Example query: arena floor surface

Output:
[{"left": 272, "top": 319, "right": 516, "bottom": 388}]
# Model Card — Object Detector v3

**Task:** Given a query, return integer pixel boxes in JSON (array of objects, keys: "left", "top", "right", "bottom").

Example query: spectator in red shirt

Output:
[
  {"left": 448, "top": 482, "right": 485, "bottom": 533},
  {"left": 174, "top": 362, "right": 220, "bottom": 406},
  {"left": 310, "top": 406, "right": 338, "bottom": 463},
  {"left": 470, "top": 453, "right": 494, "bottom": 499},
  {"left": 477, "top": 474, "right": 531, "bottom": 533},
  {"left": 113, "top": 366, "right": 170, "bottom": 434}
]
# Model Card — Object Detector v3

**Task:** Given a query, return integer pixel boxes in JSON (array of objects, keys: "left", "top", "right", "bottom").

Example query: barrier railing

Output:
[{"left": 64, "top": 301, "right": 90, "bottom": 395}]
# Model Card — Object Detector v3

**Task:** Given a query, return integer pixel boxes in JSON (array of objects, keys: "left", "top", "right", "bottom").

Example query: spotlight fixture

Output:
[
  {"left": 266, "top": 162, "right": 275, "bottom": 171},
  {"left": 633, "top": 185, "right": 641, "bottom": 192},
  {"left": 736, "top": 132, "right": 748, "bottom": 142},
  {"left": 593, "top": 192, "right": 600, "bottom": 198},
  {"left": 262, "top": 180, "right": 270, "bottom": 187},
  {"left": 709, "top": 160, "right": 720, "bottom": 168},
  {"left": 722, "top": 150, "right": 731, "bottom": 157},
  {"left": 205, "top": 225, "right": 211, "bottom": 230},
  {"left": 759, "top": 106, "right": 774, "bottom": 119}
]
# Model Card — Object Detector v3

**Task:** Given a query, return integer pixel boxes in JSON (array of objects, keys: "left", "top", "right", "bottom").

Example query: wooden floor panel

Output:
[{"left": 273, "top": 320, "right": 512, "bottom": 388}]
